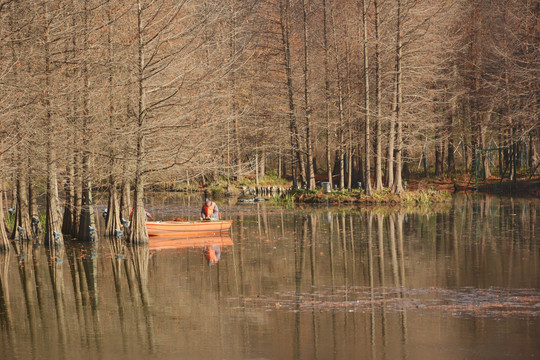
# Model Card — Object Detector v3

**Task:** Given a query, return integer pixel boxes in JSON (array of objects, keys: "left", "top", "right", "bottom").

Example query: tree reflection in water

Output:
[{"left": 0, "top": 194, "right": 537, "bottom": 359}]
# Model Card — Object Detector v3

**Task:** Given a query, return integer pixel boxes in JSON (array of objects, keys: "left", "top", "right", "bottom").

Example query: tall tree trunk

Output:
[
  {"left": 374, "top": 0, "right": 383, "bottom": 190},
  {"left": 330, "top": 9, "right": 345, "bottom": 190},
  {"left": 44, "top": 1, "right": 63, "bottom": 246},
  {"left": 78, "top": 0, "right": 97, "bottom": 242},
  {"left": 279, "top": 0, "right": 305, "bottom": 188},
  {"left": 104, "top": 3, "right": 121, "bottom": 237},
  {"left": 129, "top": 0, "right": 149, "bottom": 244},
  {"left": 302, "top": 0, "right": 316, "bottom": 190},
  {"left": 362, "top": 0, "right": 372, "bottom": 195},
  {"left": 323, "top": 0, "right": 332, "bottom": 188},
  {"left": 392, "top": 0, "right": 404, "bottom": 194},
  {"left": 9, "top": 12, "right": 31, "bottom": 241}
]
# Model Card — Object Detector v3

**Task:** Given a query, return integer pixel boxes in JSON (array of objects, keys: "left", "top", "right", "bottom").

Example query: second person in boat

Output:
[{"left": 201, "top": 198, "right": 219, "bottom": 221}]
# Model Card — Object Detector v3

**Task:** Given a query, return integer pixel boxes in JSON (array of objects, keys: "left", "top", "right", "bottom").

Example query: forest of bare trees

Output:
[{"left": 0, "top": 0, "right": 538, "bottom": 243}]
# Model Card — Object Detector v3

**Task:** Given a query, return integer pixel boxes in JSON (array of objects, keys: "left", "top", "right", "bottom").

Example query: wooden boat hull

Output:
[
  {"left": 149, "top": 235, "right": 233, "bottom": 251},
  {"left": 146, "top": 220, "right": 232, "bottom": 237}
]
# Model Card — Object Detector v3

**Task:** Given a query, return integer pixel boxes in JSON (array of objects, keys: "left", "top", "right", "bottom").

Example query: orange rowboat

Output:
[
  {"left": 149, "top": 235, "right": 233, "bottom": 251},
  {"left": 146, "top": 220, "right": 232, "bottom": 238}
]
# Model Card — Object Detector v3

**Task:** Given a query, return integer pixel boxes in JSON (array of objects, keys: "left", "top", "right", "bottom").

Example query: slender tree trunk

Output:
[
  {"left": 129, "top": 0, "right": 149, "bottom": 243},
  {"left": 481, "top": 121, "right": 491, "bottom": 179},
  {"left": 104, "top": 3, "right": 121, "bottom": 237},
  {"left": 362, "top": 0, "right": 372, "bottom": 195},
  {"left": 330, "top": 9, "right": 345, "bottom": 190},
  {"left": 435, "top": 134, "right": 442, "bottom": 176},
  {"left": 279, "top": 0, "right": 305, "bottom": 187},
  {"left": 374, "top": 0, "right": 383, "bottom": 190},
  {"left": 78, "top": 0, "right": 97, "bottom": 242},
  {"left": 0, "top": 188, "right": 9, "bottom": 250},
  {"left": 392, "top": 0, "right": 404, "bottom": 194},
  {"left": 302, "top": 0, "right": 316, "bottom": 190},
  {"left": 44, "top": 1, "right": 63, "bottom": 246},
  {"left": 120, "top": 168, "right": 131, "bottom": 223},
  {"left": 386, "top": 100, "right": 396, "bottom": 188},
  {"left": 12, "top": 169, "right": 32, "bottom": 241},
  {"left": 323, "top": 0, "right": 332, "bottom": 188},
  {"left": 28, "top": 163, "right": 37, "bottom": 222}
]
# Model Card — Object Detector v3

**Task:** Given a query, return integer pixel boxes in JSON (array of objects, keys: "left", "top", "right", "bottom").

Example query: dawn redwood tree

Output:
[
  {"left": 279, "top": 0, "right": 306, "bottom": 188},
  {"left": 42, "top": 0, "right": 63, "bottom": 246},
  {"left": 78, "top": 0, "right": 97, "bottom": 242},
  {"left": 373, "top": 0, "right": 384, "bottom": 190},
  {"left": 391, "top": 0, "right": 404, "bottom": 194},
  {"left": 361, "top": 0, "right": 372, "bottom": 196}
]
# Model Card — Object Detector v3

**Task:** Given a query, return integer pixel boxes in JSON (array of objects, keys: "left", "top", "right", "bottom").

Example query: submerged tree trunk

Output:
[
  {"left": 129, "top": 0, "right": 149, "bottom": 244},
  {"left": 62, "top": 153, "right": 74, "bottom": 236},
  {"left": 105, "top": 179, "right": 122, "bottom": 237},
  {"left": 78, "top": 0, "right": 97, "bottom": 242},
  {"left": 12, "top": 169, "right": 32, "bottom": 241},
  {"left": 44, "top": 2, "right": 63, "bottom": 246},
  {"left": 104, "top": 4, "right": 121, "bottom": 238},
  {"left": 0, "top": 188, "right": 9, "bottom": 250}
]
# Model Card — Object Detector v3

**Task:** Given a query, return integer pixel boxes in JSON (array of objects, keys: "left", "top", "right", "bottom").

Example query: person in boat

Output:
[
  {"left": 130, "top": 207, "right": 152, "bottom": 220},
  {"left": 204, "top": 245, "right": 221, "bottom": 265},
  {"left": 201, "top": 198, "right": 219, "bottom": 221}
]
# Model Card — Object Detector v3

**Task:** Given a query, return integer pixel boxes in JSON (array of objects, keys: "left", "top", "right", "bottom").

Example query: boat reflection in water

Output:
[{"left": 149, "top": 235, "right": 233, "bottom": 265}]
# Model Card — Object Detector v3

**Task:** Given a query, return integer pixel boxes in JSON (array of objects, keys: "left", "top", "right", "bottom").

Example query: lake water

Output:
[{"left": 0, "top": 194, "right": 539, "bottom": 359}]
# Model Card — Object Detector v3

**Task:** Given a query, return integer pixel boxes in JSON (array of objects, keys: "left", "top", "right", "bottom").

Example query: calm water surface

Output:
[{"left": 0, "top": 194, "right": 539, "bottom": 359}]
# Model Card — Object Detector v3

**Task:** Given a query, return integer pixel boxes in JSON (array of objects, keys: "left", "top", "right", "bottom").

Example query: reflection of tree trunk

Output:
[
  {"left": 309, "top": 213, "right": 319, "bottom": 360},
  {"left": 15, "top": 241, "right": 38, "bottom": 346},
  {"left": 108, "top": 237, "right": 128, "bottom": 353},
  {"left": 395, "top": 212, "right": 408, "bottom": 351},
  {"left": 388, "top": 215, "right": 399, "bottom": 287},
  {"left": 294, "top": 216, "right": 306, "bottom": 360},
  {"left": 376, "top": 213, "right": 388, "bottom": 352},
  {"left": 47, "top": 245, "right": 67, "bottom": 351},
  {"left": 66, "top": 248, "right": 90, "bottom": 347},
  {"left": 0, "top": 251, "right": 15, "bottom": 349},
  {"left": 129, "top": 245, "right": 154, "bottom": 352},
  {"left": 367, "top": 213, "right": 376, "bottom": 359}
]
